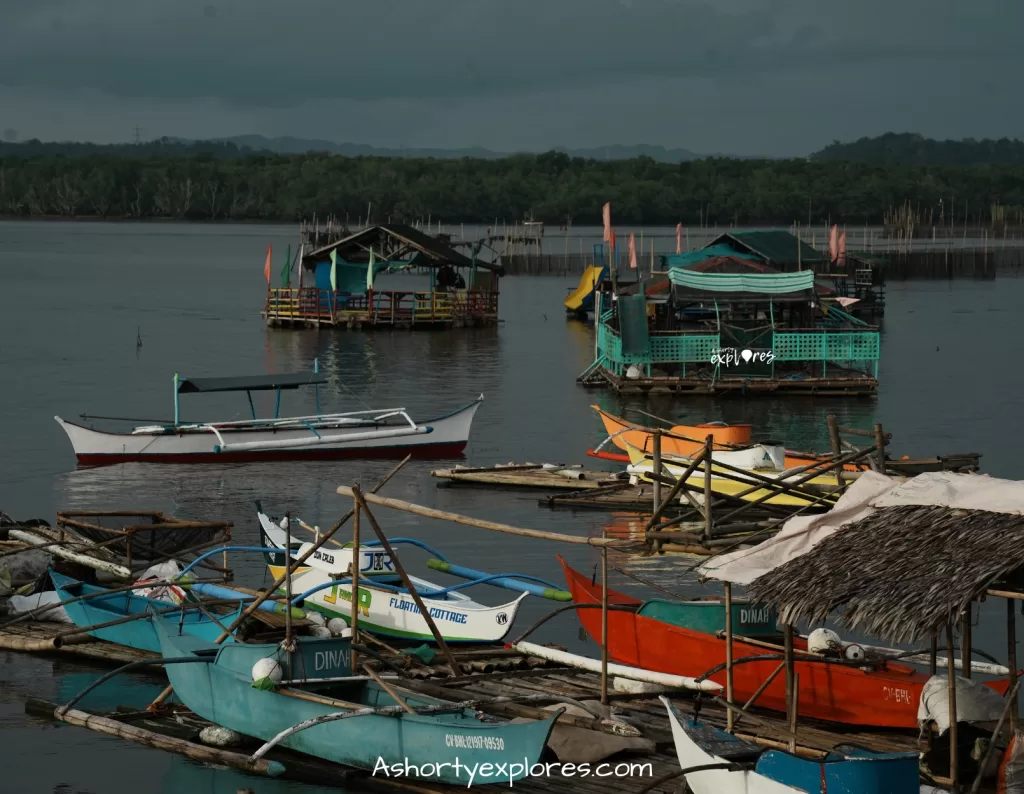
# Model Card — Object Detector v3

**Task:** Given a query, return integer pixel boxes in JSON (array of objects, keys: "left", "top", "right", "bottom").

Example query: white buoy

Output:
[
  {"left": 305, "top": 611, "right": 327, "bottom": 626},
  {"left": 309, "top": 625, "right": 332, "bottom": 638},
  {"left": 327, "top": 618, "right": 349, "bottom": 636},
  {"left": 251, "top": 657, "right": 283, "bottom": 689},
  {"left": 844, "top": 643, "right": 866, "bottom": 662},
  {"left": 807, "top": 628, "right": 843, "bottom": 655}
]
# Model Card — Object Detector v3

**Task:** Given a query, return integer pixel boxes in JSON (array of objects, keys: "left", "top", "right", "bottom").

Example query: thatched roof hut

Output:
[{"left": 747, "top": 503, "right": 1024, "bottom": 643}]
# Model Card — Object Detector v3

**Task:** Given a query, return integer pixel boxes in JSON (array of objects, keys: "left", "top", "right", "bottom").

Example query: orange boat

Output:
[
  {"left": 588, "top": 406, "right": 865, "bottom": 472},
  {"left": 559, "top": 557, "right": 1013, "bottom": 729}
]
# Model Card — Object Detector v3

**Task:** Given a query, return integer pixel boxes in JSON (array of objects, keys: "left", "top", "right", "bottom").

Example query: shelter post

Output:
[
  {"left": 930, "top": 634, "right": 938, "bottom": 676},
  {"left": 703, "top": 434, "right": 714, "bottom": 542},
  {"left": 725, "top": 582, "right": 735, "bottom": 732},
  {"left": 601, "top": 545, "right": 609, "bottom": 705},
  {"left": 947, "top": 623, "right": 959, "bottom": 788},
  {"left": 350, "top": 494, "right": 361, "bottom": 674},
  {"left": 1009, "top": 598, "right": 1019, "bottom": 733},
  {"left": 961, "top": 605, "right": 973, "bottom": 681},
  {"left": 784, "top": 624, "right": 796, "bottom": 751},
  {"left": 873, "top": 423, "right": 887, "bottom": 472}
]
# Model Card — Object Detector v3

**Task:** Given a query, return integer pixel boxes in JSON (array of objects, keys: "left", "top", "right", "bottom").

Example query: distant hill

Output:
[
  {"left": 812, "top": 132, "right": 1024, "bottom": 166},
  {"left": 213, "top": 136, "right": 706, "bottom": 162},
  {"left": 0, "top": 138, "right": 252, "bottom": 159}
]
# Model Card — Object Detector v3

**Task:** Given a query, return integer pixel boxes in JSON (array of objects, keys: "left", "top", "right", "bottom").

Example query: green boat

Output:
[
  {"left": 153, "top": 616, "right": 556, "bottom": 785},
  {"left": 637, "top": 598, "right": 777, "bottom": 637}
]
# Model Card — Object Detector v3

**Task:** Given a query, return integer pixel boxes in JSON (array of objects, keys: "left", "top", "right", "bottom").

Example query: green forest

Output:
[{"left": 2, "top": 144, "right": 1023, "bottom": 225}]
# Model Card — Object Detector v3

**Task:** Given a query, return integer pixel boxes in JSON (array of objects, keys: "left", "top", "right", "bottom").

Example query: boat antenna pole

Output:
[
  {"left": 284, "top": 511, "right": 293, "bottom": 648},
  {"left": 173, "top": 373, "right": 180, "bottom": 427}
]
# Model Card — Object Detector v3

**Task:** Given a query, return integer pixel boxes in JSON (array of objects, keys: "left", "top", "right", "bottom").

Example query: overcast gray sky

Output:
[{"left": 2, "top": 0, "right": 1021, "bottom": 155}]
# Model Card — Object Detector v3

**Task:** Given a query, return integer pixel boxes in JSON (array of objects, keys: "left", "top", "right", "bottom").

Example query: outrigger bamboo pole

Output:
[
  {"left": 351, "top": 487, "right": 462, "bottom": 677},
  {"left": 652, "top": 431, "right": 662, "bottom": 511},
  {"left": 642, "top": 447, "right": 708, "bottom": 536},
  {"left": 335, "top": 489, "right": 634, "bottom": 549}
]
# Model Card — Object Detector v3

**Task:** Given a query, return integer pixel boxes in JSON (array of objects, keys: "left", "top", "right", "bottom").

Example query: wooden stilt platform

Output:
[
  {"left": 432, "top": 463, "right": 626, "bottom": 490},
  {"left": 0, "top": 618, "right": 159, "bottom": 663}
]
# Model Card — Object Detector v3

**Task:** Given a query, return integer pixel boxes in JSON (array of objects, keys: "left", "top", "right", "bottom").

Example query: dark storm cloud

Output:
[{"left": 3, "top": 0, "right": 1018, "bottom": 108}]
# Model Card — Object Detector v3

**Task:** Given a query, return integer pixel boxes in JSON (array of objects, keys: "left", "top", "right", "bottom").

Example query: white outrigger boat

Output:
[
  {"left": 54, "top": 367, "right": 482, "bottom": 465},
  {"left": 258, "top": 507, "right": 566, "bottom": 644}
]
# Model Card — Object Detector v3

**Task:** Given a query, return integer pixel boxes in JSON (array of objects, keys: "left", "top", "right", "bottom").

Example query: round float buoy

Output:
[
  {"left": 327, "top": 618, "right": 349, "bottom": 636},
  {"left": 844, "top": 643, "right": 866, "bottom": 661},
  {"left": 807, "top": 628, "right": 843, "bottom": 655},
  {"left": 251, "top": 657, "right": 283, "bottom": 690}
]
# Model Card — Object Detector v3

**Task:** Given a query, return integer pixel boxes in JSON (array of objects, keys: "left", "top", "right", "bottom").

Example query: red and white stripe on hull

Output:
[{"left": 56, "top": 397, "right": 481, "bottom": 467}]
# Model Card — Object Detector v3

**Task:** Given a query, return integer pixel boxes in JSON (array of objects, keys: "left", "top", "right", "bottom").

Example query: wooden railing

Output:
[{"left": 265, "top": 288, "right": 499, "bottom": 325}]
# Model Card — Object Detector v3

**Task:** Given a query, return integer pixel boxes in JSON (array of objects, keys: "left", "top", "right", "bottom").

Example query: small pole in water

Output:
[
  {"left": 173, "top": 373, "right": 180, "bottom": 427},
  {"left": 313, "top": 358, "right": 321, "bottom": 415}
]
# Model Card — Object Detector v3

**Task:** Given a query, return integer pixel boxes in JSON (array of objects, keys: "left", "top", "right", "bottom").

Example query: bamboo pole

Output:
[
  {"left": 352, "top": 489, "right": 462, "bottom": 676},
  {"left": 930, "top": 634, "right": 938, "bottom": 676},
  {"left": 703, "top": 435, "right": 713, "bottom": 543},
  {"left": 651, "top": 431, "right": 662, "bottom": 511},
  {"left": 789, "top": 672, "right": 799, "bottom": 753},
  {"left": 1010, "top": 598, "right": 1019, "bottom": 733},
  {"left": 350, "top": 499, "right": 361, "bottom": 674},
  {"left": 601, "top": 546, "right": 609, "bottom": 705},
  {"left": 363, "top": 663, "right": 415, "bottom": 714},
  {"left": 969, "top": 680, "right": 1022, "bottom": 794},
  {"left": 642, "top": 448, "right": 707, "bottom": 534},
  {"left": 873, "top": 423, "right": 888, "bottom": 473},
  {"left": 725, "top": 582, "right": 734, "bottom": 732},
  {"left": 335, "top": 488, "right": 633, "bottom": 548},
  {"left": 947, "top": 623, "right": 959, "bottom": 788}
]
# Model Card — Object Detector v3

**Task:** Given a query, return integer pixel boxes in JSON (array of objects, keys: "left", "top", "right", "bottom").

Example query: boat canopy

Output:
[{"left": 177, "top": 372, "right": 327, "bottom": 394}]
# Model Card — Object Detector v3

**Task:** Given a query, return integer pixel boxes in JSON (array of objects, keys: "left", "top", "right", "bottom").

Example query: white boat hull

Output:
[
  {"left": 55, "top": 397, "right": 481, "bottom": 465},
  {"left": 662, "top": 698, "right": 801, "bottom": 794}
]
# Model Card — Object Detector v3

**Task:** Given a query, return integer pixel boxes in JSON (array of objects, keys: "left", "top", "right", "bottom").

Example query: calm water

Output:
[{"left": 1, "top": 220, "right": 1023, "bottom": 792}]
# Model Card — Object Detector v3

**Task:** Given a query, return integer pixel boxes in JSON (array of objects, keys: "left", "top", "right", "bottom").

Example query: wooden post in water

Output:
[
  {"left": 1010, "top": 598, "right": 1019, "bottom": 733},
  {"left": 873, "top": 423, "right": 887, "bottom": 473},
  {"left": 725, "top": 582, "right": 735, "bottom": 732},
  {"left": 784, "top": 624, "right": 796, "bottom": 752},
  {"left": 652, "top": 431, "right": 662, "bottom": 512},
  {"left": 350, "top": 496, "right": 361, "bottom": 674},
  {"left": 826, "top": 415, "right": 843, "bottom": 487},
  {"left": 600, "top": 546, "right": 609, "bottom": 706},
  {"left": 947, "top": 623, "right": 960, "bottom": 788},
  {"left": 961, "top": 606, "right": 973, "bottom": 681},
  {"left": 703, "top": 434, "right": 714, "bottom": 543}
]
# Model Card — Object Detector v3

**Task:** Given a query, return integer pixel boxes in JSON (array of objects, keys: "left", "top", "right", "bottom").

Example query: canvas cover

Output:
[
  {"left": 700, "top": 471, "right": 1024, "bottom": 585},
  {"left": 918, "top": 674, "right": 1005, "bottom": 734},
  {"left": 668, "top": 268, "right": 815, "bottom": 294}
]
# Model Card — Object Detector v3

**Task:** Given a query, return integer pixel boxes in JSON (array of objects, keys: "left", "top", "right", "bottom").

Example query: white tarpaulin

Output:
[
  {"left": 698, "top": 471, "right": 896, "bottom": 585},
  {"left": 918, "top": 674, "right": 1005, "bottom": 734},
  {"left": 699, "top": 471, "right": 1024, "bottom": 585}
]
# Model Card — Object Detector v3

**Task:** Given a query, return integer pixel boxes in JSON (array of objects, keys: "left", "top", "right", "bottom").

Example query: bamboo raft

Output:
[{"left": 432, "top": 463, "right": 625, "bottom": 490}]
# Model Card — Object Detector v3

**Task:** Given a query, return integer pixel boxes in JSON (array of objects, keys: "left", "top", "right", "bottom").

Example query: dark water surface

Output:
[{"left": 1, "top": 220, "right": 1023, "bottom": 793}]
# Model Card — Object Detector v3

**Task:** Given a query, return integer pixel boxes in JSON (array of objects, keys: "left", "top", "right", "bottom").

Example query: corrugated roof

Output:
[
  {"left": 306, "top": 224, "right": 491, "bottom": 271},
  {"left": 707, "top": 231, "right": 824, "bottom": 266}
]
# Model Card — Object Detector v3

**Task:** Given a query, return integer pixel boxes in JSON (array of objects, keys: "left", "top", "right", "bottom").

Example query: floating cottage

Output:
[
  {"left": 264, "top": 224, "right": 502, "bottom": 329},
  {"left": 578, "top": 231, "right": 880, "bottom": 395}
]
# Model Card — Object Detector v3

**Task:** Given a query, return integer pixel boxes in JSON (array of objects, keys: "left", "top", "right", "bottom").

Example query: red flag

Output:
[
  {"left": 828, "top": 225, "right": 838, "bottom": 263},
  {"left": 838, "top": 231, "right": 847, "bottom": 266},
  {"left": 676, "top": 223, "right": 682, "bottom": 254},
  {"left": 628, "top": 233, "right": 638, "bottom": 269},
  {"left": 263, "top": 244, "right": 272, "bottom": 284},
  {"left": 602, "top": 203, "right": 611, "bottom": 243}
]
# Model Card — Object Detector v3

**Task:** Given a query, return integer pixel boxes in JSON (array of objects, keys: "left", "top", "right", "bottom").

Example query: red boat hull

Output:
[{"left": 558, "top": 556, "right": 1011, "bottom": 729}]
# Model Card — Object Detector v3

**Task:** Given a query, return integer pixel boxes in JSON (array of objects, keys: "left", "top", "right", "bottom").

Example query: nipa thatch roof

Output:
[{"left": 747, "top": 504, "right": 1024, "bottom": 643}]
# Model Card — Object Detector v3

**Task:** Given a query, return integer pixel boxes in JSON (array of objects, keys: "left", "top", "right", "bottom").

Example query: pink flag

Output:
[
  {"left": 838, "top": 231, "right": 847, "bottom": 266},
  {"left": 263, "top": 244, "right": 272, "bottom": 284},
  {"left": 676, "top": 223, "right": 682, "bottom": 254},
  {"left": 628, "top": 232, "right": 638, "bottom": 269},
  {"left": 602, "top": 203, "right": 611, "bottom": 243},
  {"left": 828, "top": 225, "right": 838, "bottom": 263}
]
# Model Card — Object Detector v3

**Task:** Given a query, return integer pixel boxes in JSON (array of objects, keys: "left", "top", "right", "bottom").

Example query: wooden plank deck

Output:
[{"left": 432, "top": 464, "right": 626, "bottom": 491}]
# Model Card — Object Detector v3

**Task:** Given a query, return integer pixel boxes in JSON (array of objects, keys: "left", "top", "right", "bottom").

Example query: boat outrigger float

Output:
[{"left": 55, "top": 366, "right": 482, "bottom": 465}]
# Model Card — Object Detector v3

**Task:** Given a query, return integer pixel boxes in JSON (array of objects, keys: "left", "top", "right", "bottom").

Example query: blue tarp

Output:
[{"left": 313, "top": 258, "right": 395, "bottom": 294}]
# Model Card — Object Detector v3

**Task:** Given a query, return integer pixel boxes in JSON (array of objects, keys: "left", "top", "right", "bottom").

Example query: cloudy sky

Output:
[{"left": 1, "top": 0, "right": 1021, "bottom": 156}]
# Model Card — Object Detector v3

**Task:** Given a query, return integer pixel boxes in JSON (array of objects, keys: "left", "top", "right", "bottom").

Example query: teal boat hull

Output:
[
  {"left": 637, "top": 598, "right": 777, "bottom": 637},
  {"left": 153, "top": 617, "right": 555, "bottom": 785},
  {"left": 50, "top": 571, "right": 240, "bottom": 653}
]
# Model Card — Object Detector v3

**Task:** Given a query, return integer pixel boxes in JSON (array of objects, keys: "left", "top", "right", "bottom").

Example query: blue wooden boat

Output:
[
  {"left": 51, "top": 571, "right": 241, "bottom": 653},
  {"left": 663, "top": 698, "right": 919, "bottom": 794},
  {"left": 153, "top": 615, "right": 557, "bottom": 785}
]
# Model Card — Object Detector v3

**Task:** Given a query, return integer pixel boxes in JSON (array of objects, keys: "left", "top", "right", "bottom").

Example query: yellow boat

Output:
[{"left": 624, "top": 445, "right": 842, "bottom": 508}]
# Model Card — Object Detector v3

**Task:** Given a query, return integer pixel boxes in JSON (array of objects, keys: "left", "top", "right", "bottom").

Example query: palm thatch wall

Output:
[{"left": 747, "top": 504, "right": 1024, "bottom": 643}]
